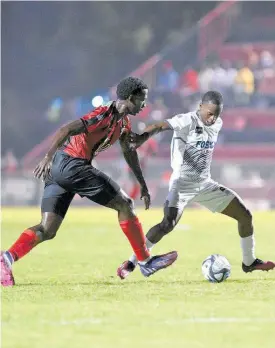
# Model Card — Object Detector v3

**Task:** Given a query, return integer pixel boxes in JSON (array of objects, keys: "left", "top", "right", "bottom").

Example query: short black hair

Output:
[
  {"left": 202, "top": 91, "right": 223, "bottom": 105},
  {"left": 116, "top": 77, "right": 148, "bottom": 100}
]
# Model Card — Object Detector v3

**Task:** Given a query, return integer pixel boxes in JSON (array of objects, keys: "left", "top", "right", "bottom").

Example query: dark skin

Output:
[
  {"left": 119, "top": 132, "right": 150, "bottom": 209},
  {"left": 128, "top": 100, "right": 254, "bottom": 246},
  {"left": 31, "top": 89, "right": 150, "bottom": 243}
]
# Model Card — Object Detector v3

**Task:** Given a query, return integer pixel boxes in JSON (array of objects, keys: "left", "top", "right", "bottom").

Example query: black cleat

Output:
[
  {"left": 242, "top": 258, "right": 275, "bottom": 273},
  {"left": 139, "top": 251, "right": 178, "bottom": 277}
]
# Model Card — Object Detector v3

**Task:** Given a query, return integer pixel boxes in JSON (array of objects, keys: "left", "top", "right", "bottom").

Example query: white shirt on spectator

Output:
[
  {"left": 212, "top": 66, "right": 227, "bottom": 89},
  {"left": 225, "top": 68, "right": 237, "bottom": 88},
  {"left": 198, "top": 68, "right": 214, "bottom": 93}
]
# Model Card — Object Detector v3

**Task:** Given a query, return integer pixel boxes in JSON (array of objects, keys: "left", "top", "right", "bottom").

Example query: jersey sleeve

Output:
[
  {"left": 80, "top": 106, "right": 108, "bottom": 133},
  {"left": 166, "top": 113, "right": 192, "bottom": 133}
]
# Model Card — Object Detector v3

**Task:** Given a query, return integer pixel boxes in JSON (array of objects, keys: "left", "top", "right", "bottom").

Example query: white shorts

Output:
[{"left": 167, "top": 177, "right": 239, "bottom": 213}]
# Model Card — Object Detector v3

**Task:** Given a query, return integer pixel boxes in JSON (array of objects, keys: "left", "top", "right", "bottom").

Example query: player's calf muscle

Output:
[
  {"left": 160, "top": 218, "right": 176, "bottom": 234},
  {"left": 222, "top": 198, "right": 253, "bottom": 238},
  {"left": 237, "top": 210, "right": 253, "bottom": 238},
  {"left": 146, "top": 218, "right": 175, "bottom": 244},
  {"left": 238, "top": 209, "right": 253, "bottom": 224},
  {"left": 28, "top": 213, "right": 63, "bottom": 242}
]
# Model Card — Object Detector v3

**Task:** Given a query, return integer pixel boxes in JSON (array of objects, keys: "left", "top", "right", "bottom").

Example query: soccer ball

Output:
[{"left": 202, "top": 254, "right": 231, "bottom": 283}]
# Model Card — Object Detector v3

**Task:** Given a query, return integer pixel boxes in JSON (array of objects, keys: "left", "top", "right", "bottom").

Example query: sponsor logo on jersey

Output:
[
  {"left": 96, "top": 113, "right": 104, "bottom": 121},
  {"left": 196, "top": 140, "right": 215, "bottom": 149}
]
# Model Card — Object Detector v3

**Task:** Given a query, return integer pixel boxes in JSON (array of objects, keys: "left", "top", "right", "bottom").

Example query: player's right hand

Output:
[{"left": 33, "top": 155, "right": 53, "bottom": 181}]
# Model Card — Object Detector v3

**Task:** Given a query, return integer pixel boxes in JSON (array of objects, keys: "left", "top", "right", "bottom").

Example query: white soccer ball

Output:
[{"left": 202, "top": 254, "right": 231, "bottom": 283}]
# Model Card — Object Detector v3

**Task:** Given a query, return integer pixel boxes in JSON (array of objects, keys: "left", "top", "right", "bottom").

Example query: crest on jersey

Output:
[{"left": 195, "top": 126, "right": 203, "bottom": 134}]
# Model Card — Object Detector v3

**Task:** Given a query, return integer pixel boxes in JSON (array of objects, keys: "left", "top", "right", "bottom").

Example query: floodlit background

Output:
[
  {"left": 2, "top": 1, "right": 275, "bottom": 208},
  {"left": 2, "top": 3, "right": 275, "bottom": 348}
]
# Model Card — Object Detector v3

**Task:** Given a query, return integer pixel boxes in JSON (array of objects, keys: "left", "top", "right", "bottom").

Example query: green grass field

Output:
[{"left": 2, "top": 207, "right": 275, "bottom": 348}]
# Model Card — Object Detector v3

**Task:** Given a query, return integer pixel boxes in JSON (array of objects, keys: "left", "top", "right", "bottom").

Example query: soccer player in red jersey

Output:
[{"left": 1, "top": 77, "right": 177, "bottom": 286}]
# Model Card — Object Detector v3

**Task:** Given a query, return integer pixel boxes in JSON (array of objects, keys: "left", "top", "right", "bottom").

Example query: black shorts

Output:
[{"left": 42, "top": 151, "right": 120, "bottom": 218}]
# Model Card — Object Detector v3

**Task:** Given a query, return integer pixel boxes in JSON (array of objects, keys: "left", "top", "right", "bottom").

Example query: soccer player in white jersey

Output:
[{"left": 117, "top": 91, "right": 275, "bottom": 279}]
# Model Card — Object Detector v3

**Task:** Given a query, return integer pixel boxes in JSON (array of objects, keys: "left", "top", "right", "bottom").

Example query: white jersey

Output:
[{"left": 166, "top": 111, "right": 223, "bottom": 183}]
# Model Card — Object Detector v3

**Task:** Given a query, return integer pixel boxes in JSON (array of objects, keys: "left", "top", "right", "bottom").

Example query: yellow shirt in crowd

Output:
[{"left": 235, "top": 67, "right": 255, "bottom": 94}]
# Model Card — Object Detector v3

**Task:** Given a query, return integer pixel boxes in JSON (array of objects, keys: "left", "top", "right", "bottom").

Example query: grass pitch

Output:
[{"left": 1, "top": 207, "right": 275, "bottom": 348}]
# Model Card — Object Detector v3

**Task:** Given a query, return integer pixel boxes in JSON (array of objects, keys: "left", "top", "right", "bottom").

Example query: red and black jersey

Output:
[{"left": 62, "top": 102, "right": 131, "bottom": 161}]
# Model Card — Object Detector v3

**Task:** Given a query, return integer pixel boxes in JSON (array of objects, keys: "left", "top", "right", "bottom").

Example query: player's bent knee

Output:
[
  {"left": 121, "top": 196, "right": 134, "bottom": 213},
  {"left": 115, "top": 192, "right": 134, "bottom": 213},
  {"left": 39, "top": 224, "right": 58, "bottom": 241},
  {"left": 107, "top": 190, "right": 134, "bottom": 214},
  {"left": 44, "top": 230, "right": 57, "bottom": 240}
]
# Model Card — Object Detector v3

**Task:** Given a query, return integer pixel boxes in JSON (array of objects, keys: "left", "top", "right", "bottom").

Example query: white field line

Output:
[
  {"left": 4, "top": 317, "right": 275, "bottom": 327},
  {"left": 43, "top": 318, "right": 102, "bottom": 326},
  {"left": 42, "top": 317, "right": 275, "bottom": 326},
  {"left": 165, "top": 317, "right": 275, "bottom": 324}
]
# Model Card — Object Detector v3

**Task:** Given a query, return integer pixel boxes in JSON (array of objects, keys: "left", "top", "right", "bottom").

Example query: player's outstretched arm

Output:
[
  {"left": 128, "top": 121, "right": 171, "bottom": 149},
  {"left": 142, "top": 121, "right": 172, "bottom": 140},
  {"left": 33, "top": 119, "right": 86, "bottom": 180},
  {"left": 119, "top": 133, "right": 151, "bottom": 209}
]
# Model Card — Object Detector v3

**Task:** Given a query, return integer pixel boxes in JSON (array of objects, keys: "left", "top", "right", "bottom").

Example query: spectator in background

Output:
[
  {"left": 198, "top": 63, "right": 214, "bottom": 93},
  {"left": 211, "top": 62, "right": 227, "bottom": 95},
  {"left": 246, "top": 46, "right": 259, "bottom": 70},
  {"left": 246, "top": 50, "right": 261, "bottom": 95},
  {"left": 223, "top": 61, "right": 237, "bottom": 106},
  {"left": 255, "top": 50, "right": 275, "bottom": 107},
  {"left": 178, "top": 65, "right": 199, "bottom": 96},
  {"left": 156, "top": 60, "right": 179, "bottom": 93},
  {"left": 234, "top": 61, "right": 255, "bottom": 105},
  {"left": 150, "top": 97, "right": 168, "bottom": 121},
  {"left": 260, "top": 50, "right": 274, "bottom": 70},
  {"left": 155, "top": 61, "right": 181, "bottom": 109}
]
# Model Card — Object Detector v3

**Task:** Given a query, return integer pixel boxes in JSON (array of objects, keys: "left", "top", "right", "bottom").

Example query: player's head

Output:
[
  {"left": 199, "top": 91, "right": 223, "bottom": 126},
  {"left": 116, "top": 77, "right": 148, "bottom": 116}
]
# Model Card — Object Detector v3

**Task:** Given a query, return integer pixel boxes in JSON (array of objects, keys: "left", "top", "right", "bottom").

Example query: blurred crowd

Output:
[
  {"left": 3, "top": 1, "right": 275, "bottom": 165},
  {"left": 150, "top": 49, "right": 275, "bottom": 117},
  {"left": 3, "top": 48, "right": 274, "bottom": 173}
]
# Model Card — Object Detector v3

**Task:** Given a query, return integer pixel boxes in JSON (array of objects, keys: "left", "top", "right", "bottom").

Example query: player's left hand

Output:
[{"left": 140, "top": 185, "right": 151, "bottom": 210}]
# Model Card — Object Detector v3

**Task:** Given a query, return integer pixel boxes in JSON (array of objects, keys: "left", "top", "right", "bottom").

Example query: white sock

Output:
[
  {"left": 129, "top": 238, "right": 156, "bottom": 266},
  {"left": 241, "top": 235, "right": 256, "bottom": 266},
  {"left": 146, "top": 238, "right": 155, "bottom": 251},
  {"left": 138, "top": 256, "right": 151, "bottom": 265}
]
